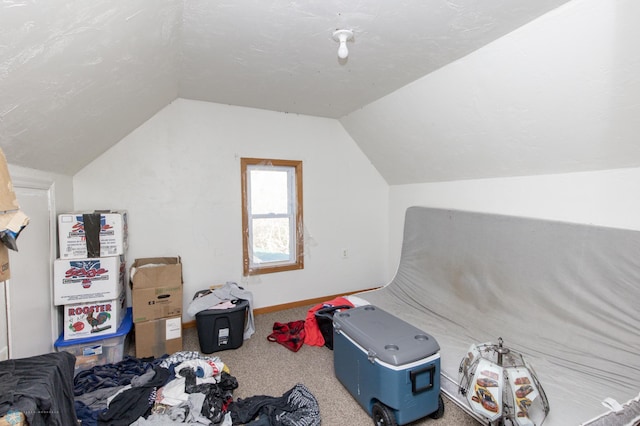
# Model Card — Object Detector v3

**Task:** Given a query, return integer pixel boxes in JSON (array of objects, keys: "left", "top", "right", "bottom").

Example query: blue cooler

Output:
[{"left": 333, "top": 305, "right": 444, "bottom": 425}]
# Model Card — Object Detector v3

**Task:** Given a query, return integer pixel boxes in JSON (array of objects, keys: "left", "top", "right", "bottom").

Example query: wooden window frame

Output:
[{"left": 241, "top": 158, "right": 304, "bottom": 276}]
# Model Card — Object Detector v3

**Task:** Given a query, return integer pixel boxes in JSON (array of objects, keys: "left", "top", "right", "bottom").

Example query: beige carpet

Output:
[{"left": 177, "top": 304, "right": 481, "bottom": 426}]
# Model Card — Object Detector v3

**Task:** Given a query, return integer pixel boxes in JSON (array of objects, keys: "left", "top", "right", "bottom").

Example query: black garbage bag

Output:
[{"left": 314, "top": 305, "right": 352, "bottom": 350}]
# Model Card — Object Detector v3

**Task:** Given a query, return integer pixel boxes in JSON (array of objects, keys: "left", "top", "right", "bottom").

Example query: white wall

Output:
[
  {"left": 341, "top": 0, "right": 640, "bottom": 185},
  {"left": 388, "top": 167, "right": 640, "bottom": 277},
  {"left": 73, "top": 99, "right": 389, "bottom": 317},
  {"left": 6, "top": 165, "right": 75, "bottom": 214}
]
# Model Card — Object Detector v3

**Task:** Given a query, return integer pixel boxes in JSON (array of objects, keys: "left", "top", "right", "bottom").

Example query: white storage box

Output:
[
  {"left": 58, "top": 211, "right": 128, "bottom": 259},
  {"left": 55, "top": 308, "right": 132, "bottom": 374},
  {"left": 63, "top": 289, "right": 126, "bottom": 340},
  {"left": 54, "top": 256, "right": 124, "bottom": 305}
]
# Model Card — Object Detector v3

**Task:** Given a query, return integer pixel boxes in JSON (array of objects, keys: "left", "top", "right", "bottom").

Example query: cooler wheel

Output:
[
  {"left": 429, "top": 394, "right": 445, "bottom": 419},
  {"left": 372, "top": 401, "right": 397, "bottom": 426}
]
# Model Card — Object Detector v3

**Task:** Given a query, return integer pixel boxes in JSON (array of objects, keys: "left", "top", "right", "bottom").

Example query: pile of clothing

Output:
[
  {"left": 267, "top": 296, "right": 356, "bottom": 353},
  {"left": 0, "top": 352, "right": 78, "bottom": 425},
  {"left": 74, "top": 351, "right": 235, "bottom": 426},
  {"left": 73, "top": 351, "right": 321, "bottom": 426}
]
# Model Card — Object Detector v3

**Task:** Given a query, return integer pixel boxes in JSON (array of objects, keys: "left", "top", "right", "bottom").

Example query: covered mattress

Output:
[{"left": 357, "top": 206, "right": 640, "bottom": 425}]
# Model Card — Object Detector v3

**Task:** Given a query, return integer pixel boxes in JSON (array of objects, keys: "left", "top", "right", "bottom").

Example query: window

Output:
[{"left": 241, "top": 158, "right": 303, "bottom": 276}]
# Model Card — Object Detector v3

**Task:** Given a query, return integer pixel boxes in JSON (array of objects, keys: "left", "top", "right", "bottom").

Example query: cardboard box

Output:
[
  {"left": 54, "top": 256, "right": 125, "bottom": 305},
  {"left": 0, "top": 244, "right": 9, "bottom": 281},
  {"left": 134, "top": 316, "right": 182, "bottom": 358},
  {"left": 131, "top": 256, "right": 183, "bottom": 323},
  {"left": 132, "top": 284, "right": 183, "bottom": 323},
  {"left": 0, "top": 149, "right": 19, "bottom": 212},
  {"left": 63, "top": 289, "right": 126, "bottom": 340},
  {"left": 0, "top": 148, "right": 30, "bottom": 257},
  {"left": 130, "top": 257, "right": 182, "bottom": 289},
  {"left": 58, "top": 211, "right": 128, "bottom": 259}
]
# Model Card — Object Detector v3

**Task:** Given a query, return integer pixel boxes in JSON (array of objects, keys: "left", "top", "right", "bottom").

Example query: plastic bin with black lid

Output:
[{"left": 193, "top": 290, "right": 249, "bottom": 353}]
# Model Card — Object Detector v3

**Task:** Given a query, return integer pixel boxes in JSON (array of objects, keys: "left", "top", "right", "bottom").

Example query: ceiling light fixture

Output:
[{"left": 332, "top": 29, "right": 354, "bottom": 59}]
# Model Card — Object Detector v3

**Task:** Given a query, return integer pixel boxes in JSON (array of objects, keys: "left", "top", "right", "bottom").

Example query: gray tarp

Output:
[{"left": 357, "top": 206, "right": 640, "bottom": 425}]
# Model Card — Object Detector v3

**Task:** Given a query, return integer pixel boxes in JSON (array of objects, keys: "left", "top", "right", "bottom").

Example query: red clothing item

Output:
[{"left": 304, "top": 297, "right": 354, "bottom": 346}]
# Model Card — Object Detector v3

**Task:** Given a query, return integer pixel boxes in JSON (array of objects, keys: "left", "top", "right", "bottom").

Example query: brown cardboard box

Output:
[
  {"left": 132, "top": 284, "right": 183, "bottom": 323},
  {"left": 131, "top": 256, "right": 183, "bottom": 323},
  {"left": 0, "top": 148, "right": 19, "bottom": 213},
  {"left": 134, "top": 316, "right": 182, "bottom": 358},
  {"left": 0, "top": 245, "right": 10, "bottom": 281},
  {"left": 0, "top": 148, "right": 29, "bottom": 265},
  {"left": 130, "top": 257, "right": 182, "bottom": 289}
]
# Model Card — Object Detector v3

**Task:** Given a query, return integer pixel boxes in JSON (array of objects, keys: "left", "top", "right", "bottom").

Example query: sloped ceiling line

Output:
[{"left": 1, "top": 0, "right": 581, "bottom": 179}]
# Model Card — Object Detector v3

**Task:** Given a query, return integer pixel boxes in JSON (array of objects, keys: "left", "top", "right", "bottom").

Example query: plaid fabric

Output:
[{"left": 267, "top": 320, "right": 306, "bottom": 352}]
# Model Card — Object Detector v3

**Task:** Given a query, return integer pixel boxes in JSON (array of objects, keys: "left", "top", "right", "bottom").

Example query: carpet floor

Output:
[{"left": 155, "top": 304, "right": 482, "bottom": 426}]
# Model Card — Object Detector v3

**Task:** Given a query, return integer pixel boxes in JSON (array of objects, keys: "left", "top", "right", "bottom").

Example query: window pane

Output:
[
  {"left": 251, "top": 217, "right": 291, "bottom": 264},
  {"left": 250, "top": 169, "right": 289, "bottom": 215},
  {"left": 241, "top": 157, "right": 303, "bottom": 276}
]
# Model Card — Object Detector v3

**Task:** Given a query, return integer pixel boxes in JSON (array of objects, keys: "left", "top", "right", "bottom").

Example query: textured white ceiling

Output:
[
  {"left": 178, "top": 0, "right": 574, "bottom": 118},
  {"left": 0, "top": 0, "right": 574, "bottom": 177},
  {"left": 1, "top": 0, "right": 180, "bottom": 175}
]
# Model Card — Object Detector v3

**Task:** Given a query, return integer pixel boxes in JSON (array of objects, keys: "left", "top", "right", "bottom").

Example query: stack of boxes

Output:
[
  {"left": 130, "top": 257, "right": 183, "bottom": 358},
  {"left": 53, "top": 211, "right": 130, "bottom": 372}
]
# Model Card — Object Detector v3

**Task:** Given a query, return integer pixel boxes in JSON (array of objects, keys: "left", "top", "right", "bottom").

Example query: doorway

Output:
[{"left": 4, "top": 177, "right": 57, "bottom": 358}]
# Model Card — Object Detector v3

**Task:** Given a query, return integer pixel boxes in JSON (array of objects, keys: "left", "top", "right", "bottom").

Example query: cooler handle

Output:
[{"left": 410, "top": 364, "right": 435, "bottom": 394}]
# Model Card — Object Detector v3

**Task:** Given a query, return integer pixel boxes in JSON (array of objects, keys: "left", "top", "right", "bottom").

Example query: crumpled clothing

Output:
[
  {"left": 74, "top": 355, "right": 164, "bottom": 396},
  {"left": 208, "top": 301, "right": 237, "bottom": 310},
  {"left": 97, "top": 367, "right": 171, "bottom": 426},
  {"left": 229, "top": 383, "right": 320, "bottom": 426},
  {"left": 131, "top": 393, "right": 214, "bottom": 425},
  {"left": 75, "top": 385, "right": 125, "bottom": 411},
  {"left": 131, "top": 368, "right": 157, "bottom": 387},
  {"left": 103, "top": 369, "right": 156, "bottom": 406},
  {"left": 75, "top": 400, "right": 100, "bottom": 426},
  {"left": 187, "top": 282, "right": 255, "bottom": 340},
  {"left": 267, "top": 321, "right": 306, "bottom": 352},
  {"left": 179, "top": 368, "right": 238, "bottom": 424},
  {"left": 0, "top": 352, "right": 78, "bottom": 426},
  {"left": 175, "top": 359, "right": 225, "bottom": 380},
  {"left": 157, "top": 376, "right": 217, "bottom": 407},
  {"left": 304, "top": 297, "right": 354, "bottom": 346},
  {"left": 159, "top": 351, "right": 224, "bottom": 371}
]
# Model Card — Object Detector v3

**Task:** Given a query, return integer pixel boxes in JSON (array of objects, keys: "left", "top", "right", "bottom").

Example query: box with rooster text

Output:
[
  {"left": 63, "top": 289, "right": 126, "bottom": 340},
  {"left": 55, "top": 308, "right": 132, "bottom": 373},
  {"left": 54, "top": 256, "right": 125, "bottom": 305}
]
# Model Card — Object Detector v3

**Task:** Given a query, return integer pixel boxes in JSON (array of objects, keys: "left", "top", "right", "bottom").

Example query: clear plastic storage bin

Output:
[{"left": 55, "top": 307, "right": 132, "bottom": 373}]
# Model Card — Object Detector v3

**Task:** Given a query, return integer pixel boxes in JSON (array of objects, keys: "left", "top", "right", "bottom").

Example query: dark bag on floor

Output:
[{"left": 314, "top": 305, "right": 352, "bottom": 350}]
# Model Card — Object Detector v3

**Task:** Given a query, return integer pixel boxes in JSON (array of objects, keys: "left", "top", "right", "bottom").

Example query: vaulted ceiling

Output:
[{"left": 5, "top": 0, "right": 626, "bottom": 183}]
